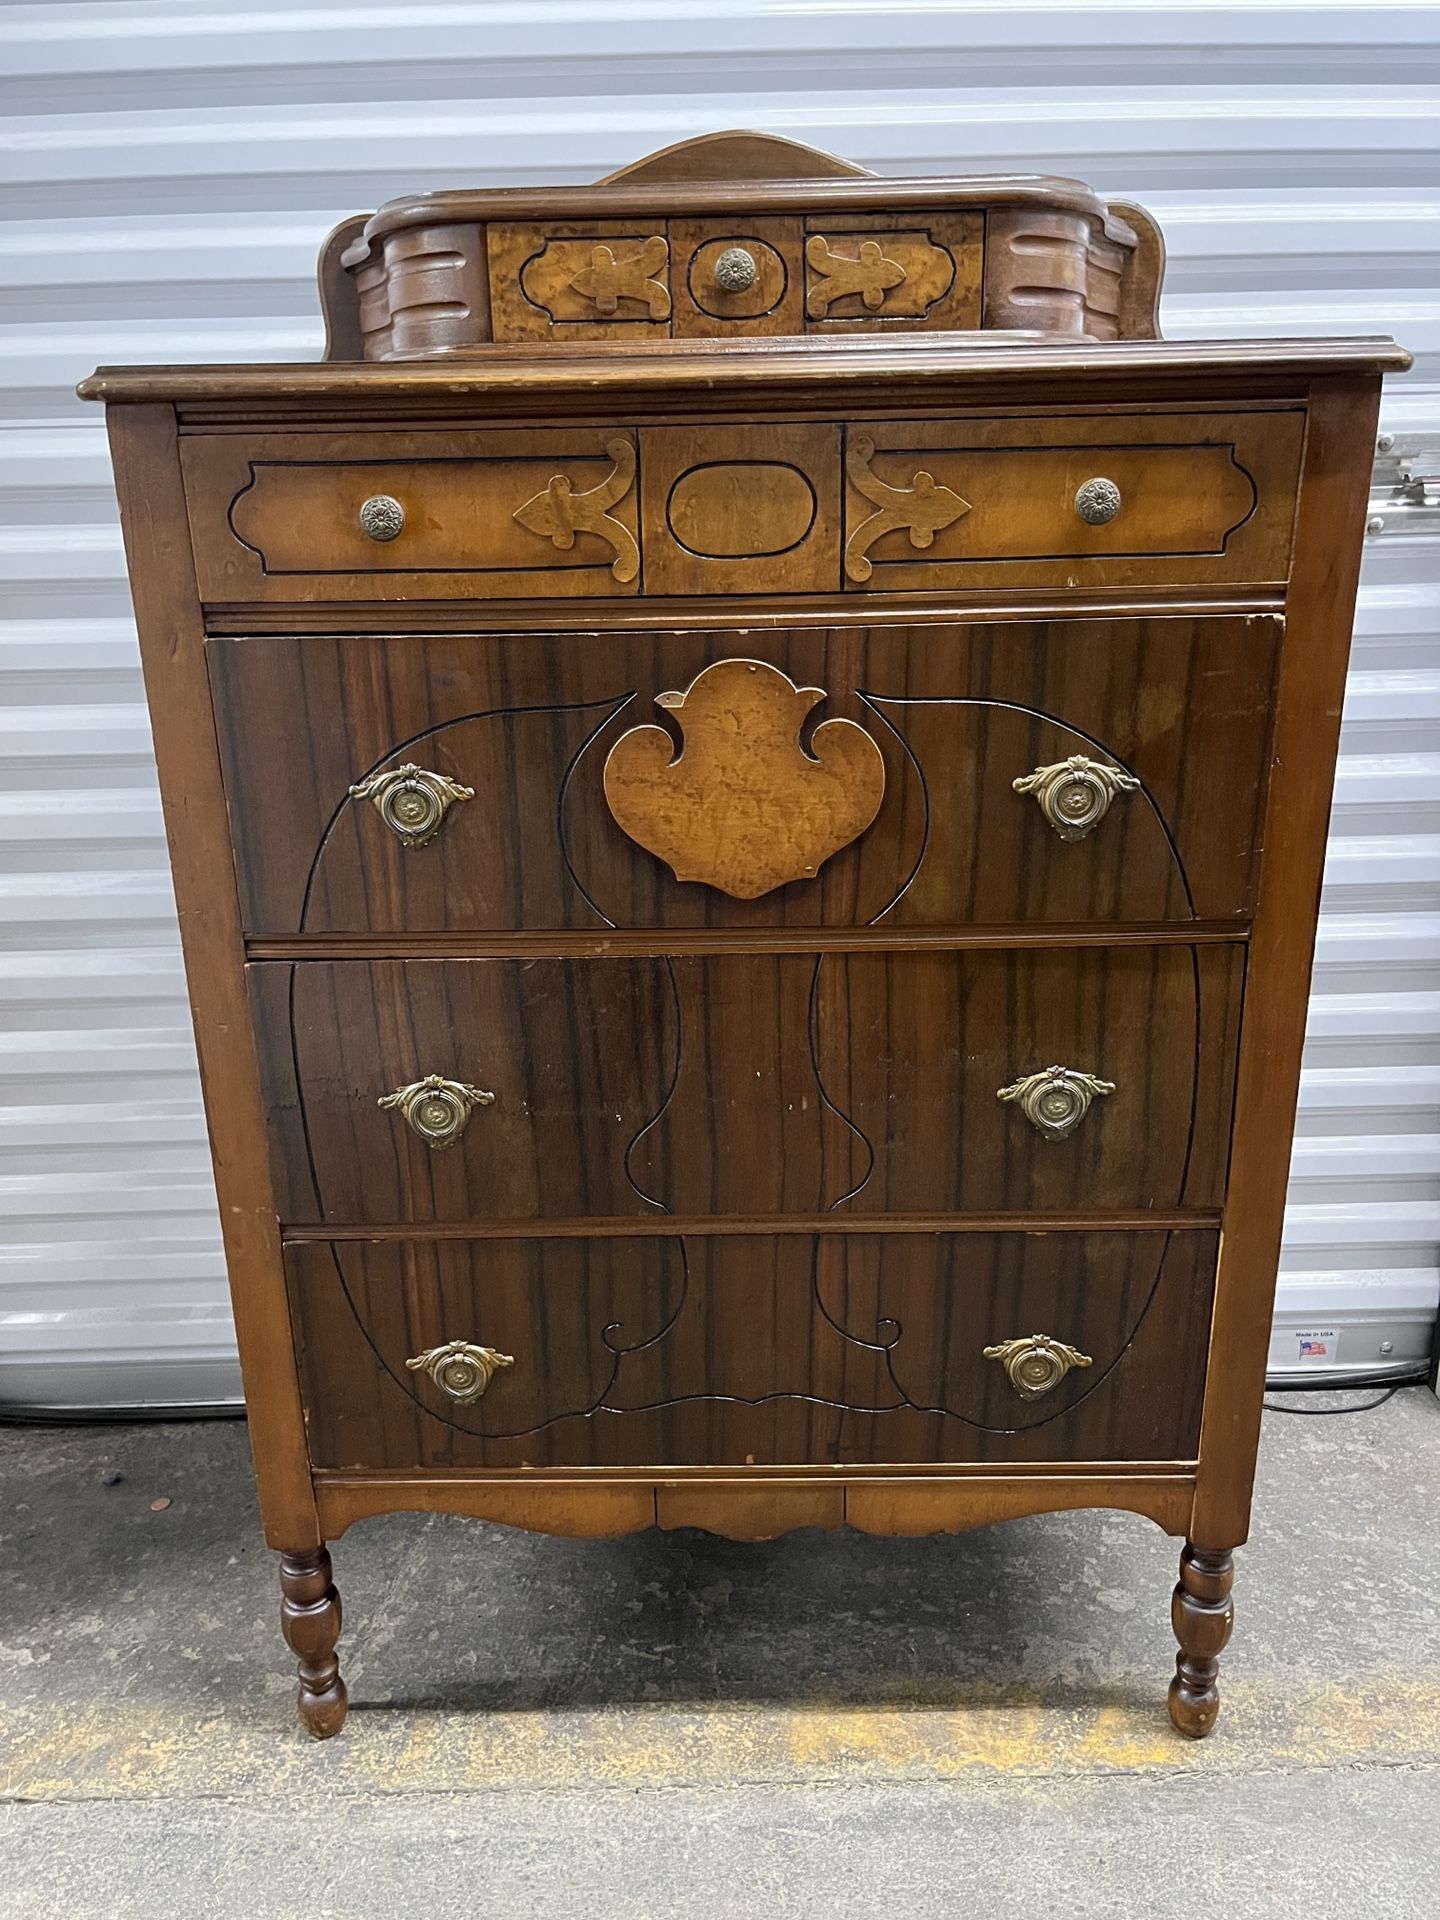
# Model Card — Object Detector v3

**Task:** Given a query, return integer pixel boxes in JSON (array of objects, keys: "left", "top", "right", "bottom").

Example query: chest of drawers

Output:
[{"left": 82, "top": 133, "right": 1407, "bottom": 1743}]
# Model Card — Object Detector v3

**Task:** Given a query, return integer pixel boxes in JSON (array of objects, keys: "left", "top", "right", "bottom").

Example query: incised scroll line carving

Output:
[
  {"left": 805, "top": 235, "right": 906, "bottom": 316},
  {"left": 602, "top": 658, "right": 886, "bottom": 899},
  {"left": 843, "top": 432, "right": 972, "bottom": 582},
  {"left": 568, "top": 236, "right": 670, "bottom": 317},
  {"left": 512, "top": 436, "right": 640, "bottom": 582}
]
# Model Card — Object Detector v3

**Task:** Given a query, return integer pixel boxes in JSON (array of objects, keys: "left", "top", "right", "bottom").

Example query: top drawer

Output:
[
  {"left": 484, "top": 213, "right": 984, "bottom": 341},
  {"left": 180, "top": 411, "right": 1303, "bottom": 604}
]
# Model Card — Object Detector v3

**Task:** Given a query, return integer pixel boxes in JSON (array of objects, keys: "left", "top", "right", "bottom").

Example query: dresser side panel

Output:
[
  {"left": 104, "top": 404, "right": 317, "bottom": 1548},
  {"left": 1193, "top": 374, "right": 1385, "bottom": 1548}
]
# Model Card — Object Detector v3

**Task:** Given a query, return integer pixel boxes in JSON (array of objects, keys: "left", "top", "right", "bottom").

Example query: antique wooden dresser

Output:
[{"left": 81, "top": 132, "right": 1407, "bottom": 1740}]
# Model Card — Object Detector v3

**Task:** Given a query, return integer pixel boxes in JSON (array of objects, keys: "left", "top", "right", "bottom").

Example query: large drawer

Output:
[
  {"left": 211, "top": 618, "right": 1281, "bottom": 935},
  {"left": 251, "top": 945, "right": 1242, "bottom": 1224},
  {"left": 287, "top": 1229, "right": 1218, "bottom": 1469},
  {"left": 181, "top": 410, "right": 1301, "bottom": 603}
]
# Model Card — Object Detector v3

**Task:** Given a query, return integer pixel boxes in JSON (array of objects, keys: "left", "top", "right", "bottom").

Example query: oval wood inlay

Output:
[{"left": 666, "top": 462, "right": 817, "bottom": 558}]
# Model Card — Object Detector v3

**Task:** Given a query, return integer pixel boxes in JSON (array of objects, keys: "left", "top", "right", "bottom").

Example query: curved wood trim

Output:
[
  {"left": 1108, "top": 198, "right": 1166, "bottom": 340},
  {"left": 314, "top": 1470, "right": 1195, "bottom": 1541},
  {"left": 317, "top": 215, "right": 368, "bottom": 361},
  {"left": 598, "top": 130, "right": 873, "bottom": 185}
]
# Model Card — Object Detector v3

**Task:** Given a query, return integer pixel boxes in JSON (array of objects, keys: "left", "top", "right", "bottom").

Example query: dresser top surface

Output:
[{"left": 79, "top": 333, "right": 1410, "bottom": 407}]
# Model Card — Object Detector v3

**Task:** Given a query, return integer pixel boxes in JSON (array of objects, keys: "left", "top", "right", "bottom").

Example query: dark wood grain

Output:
[
  {"left": 1168, "top": 1544, "right": 1235, "bottom": 1738},
  {"left": 105, "top": 406, "right": 319, "bottom": 1552},
  {"left": 286, "top": 1229, "right": 1216, "bottom": 1469},
  {"left": 1191, "top": 375, "right": 1387, "bottom": 1553},
  {"left": 251, "top": 944, "right": 1240, "bottom": 1225},
  {"left": 278, "top": 1546, "right": 347, "bottom": 1739},
  {"left": 208, "top": 617, "right": 1281, "bottom": 936}
]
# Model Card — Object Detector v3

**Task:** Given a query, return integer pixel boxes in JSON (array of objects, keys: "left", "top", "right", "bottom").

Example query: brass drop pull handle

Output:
[
  {"left": 713, "top": 245, "right": 758, "bottom": 292},
  {"left": 406, "top": 1341, "right": 513, "bottom": 1403},
  {"left": 1074, "top": 477, "right": 1122, "bottom": 524},
  {"left": 348, "top": 764, "right": 474, "bottom": 848},
  {"left": 997, "top": 1065, "right": 1115, "bottom": 1140},
  {"left": 379, "top": 1074, "right": 494, "bottom": 1149},
  {"left": 984, "top": 1335, "right": 1093, "bottom": 1400},
  {"left": 1013, "top": 754, "right": 1140, "bottom": 841},
  {"left": 358, "top": 493, "right": 405, "bottom": 541}
]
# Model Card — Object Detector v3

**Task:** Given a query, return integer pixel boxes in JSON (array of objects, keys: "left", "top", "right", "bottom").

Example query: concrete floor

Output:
[{"left": 1, "top": 1390, "right": 1438, "bottom": 1918}]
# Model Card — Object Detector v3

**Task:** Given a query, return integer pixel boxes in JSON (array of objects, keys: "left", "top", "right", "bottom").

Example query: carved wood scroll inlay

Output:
[
  {"left": 602, "top": 659, "right": 886, "bottom": 899},
  {"left": 512, "top": 437, "right": 640, "bottom": 581},
  {"left": 844, "top": 432, "right": 972, "bottom": 581},
  {"left": 805, "top": 235, "right": 906, "bottom": 316},
  {"left": 568, "top": 236, "right": 671, "bottom": 318}
]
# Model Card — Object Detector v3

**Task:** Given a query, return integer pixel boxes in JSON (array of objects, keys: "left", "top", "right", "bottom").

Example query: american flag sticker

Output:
[{"left": 1297, "top": 1331, "right": 1337, "bottom": 1362}]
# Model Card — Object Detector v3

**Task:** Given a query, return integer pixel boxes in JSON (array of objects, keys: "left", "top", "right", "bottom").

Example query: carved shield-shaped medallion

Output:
[{"left": 602, "top": 659, "right": 886, "bottom": 899}]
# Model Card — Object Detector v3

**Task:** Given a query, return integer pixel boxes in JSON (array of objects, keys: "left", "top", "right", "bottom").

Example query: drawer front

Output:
[
  {"left": 288, "top": 1229, "right": 1217, "bottom": 1468},
  {"left": 181, "top": 411, "right": 1300, "bottom": 603},
  {"left": 482, "top": 214, "right": 984, "bottom": 343},
  {"left": 182, "top": 429, "right": 642, "bottom": 603},
  {"left": 212, "top": 620, "right": 1279, "bottom": 935},
  {"left": 252, "top": 945, "right": 1240, "bottom": 1225}
]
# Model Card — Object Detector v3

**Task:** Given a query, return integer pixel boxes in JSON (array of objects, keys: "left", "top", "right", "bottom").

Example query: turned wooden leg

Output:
[
  {"left": 1167, "top": 1542, "right": 1235, "bottom": 1738},
  {"left": 278, "top": 1545, "right": 348, "bottom": 1738}
]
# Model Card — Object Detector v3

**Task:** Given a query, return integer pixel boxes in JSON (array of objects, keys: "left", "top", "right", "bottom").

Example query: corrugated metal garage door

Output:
[{"left": 2, "top": 0, "right": 1436, "bottom": 1407}]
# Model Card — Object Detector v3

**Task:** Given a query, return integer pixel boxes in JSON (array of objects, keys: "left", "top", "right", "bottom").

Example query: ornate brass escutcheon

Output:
[
  {"left": 805, "top": 235, "right": 906, "bottom": 316},
  {"left": 405, "top": 1341, "right": 514, "bottom": 1404},
  {"left": 997, "top": 1065, "right": 1116, "bottom": 1140},
  {"left": 843, "top": 432, "right": 972, "bottom": 582},
  {"left": 1013, "top": 754, "right": 1140, "bottom": 841},
  {"left": 348, "top": 763, "right": 474, "bottom": 848},
  {"left": 568, "top": 235, "right": 670, "bottom": 318},
  {"left": 511, "top": 436, "right": 640, "bottom": 582},
  {"left": 983, "top": 1335, "right": 1093, "bottom": 1400},
  {"left": 378, "top": 1074, "right": 494, "bottom": 1149}
]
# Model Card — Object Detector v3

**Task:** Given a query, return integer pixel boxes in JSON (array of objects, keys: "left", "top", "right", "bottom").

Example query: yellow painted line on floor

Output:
[{"left": 5, "top": 1672, "right": 1438, "bottom": 1803}]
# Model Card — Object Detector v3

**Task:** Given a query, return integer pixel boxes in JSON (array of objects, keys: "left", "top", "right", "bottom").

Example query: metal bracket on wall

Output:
[{"left": 1366, "top": 432, "right": 1440, "bottom": 538}]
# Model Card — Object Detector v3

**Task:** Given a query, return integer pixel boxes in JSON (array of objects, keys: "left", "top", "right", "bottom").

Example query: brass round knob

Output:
[
  {"left": 358, "top": 494, "right": 405, "bottom": 541},
  {"left": 713, "top": 246, "right": 759, "bottom": 293},
  {"left": 1074, "top": 477, "right": 1122, "bottom": 525}
]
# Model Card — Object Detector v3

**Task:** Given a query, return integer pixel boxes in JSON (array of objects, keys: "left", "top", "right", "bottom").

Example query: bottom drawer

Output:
[{"left": 288, "top": 1229, "right": 1216, "bottom": 1470}]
